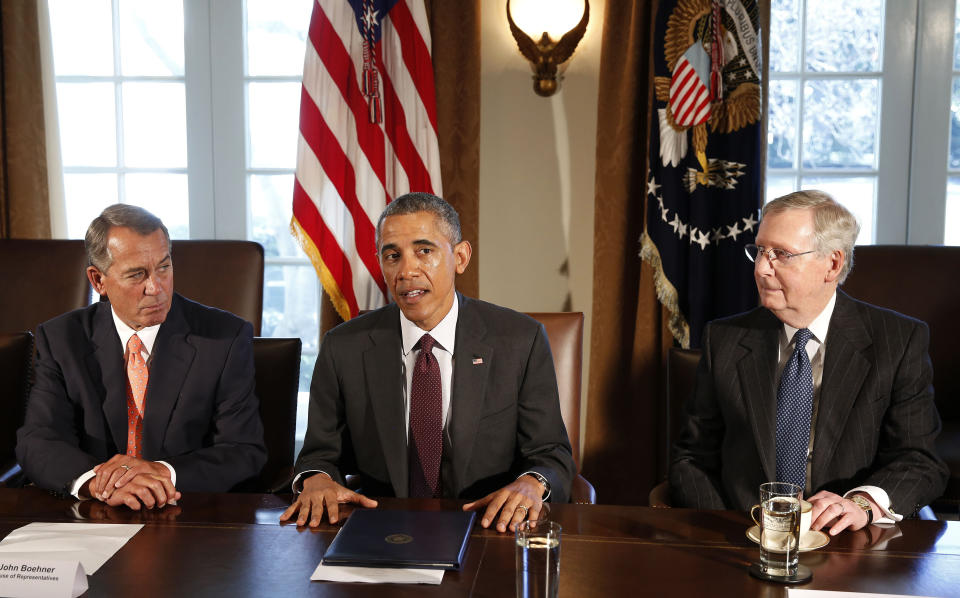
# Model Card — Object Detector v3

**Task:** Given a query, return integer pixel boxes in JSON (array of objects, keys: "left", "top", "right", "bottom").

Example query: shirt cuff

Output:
[
  {"left": 518, "top": 471, "right": 551, "bottom": 501},
  {"left": 156, "top": 461, "right": 176, "bottom": 486},
  {"left": 844, "top": 486, "right": 903, "bottom": 524},
  {"left": 70, "top": 469, "right": 97, "bottom": 499},
  {"left": 291, "top": 470, "right": 329, "bottom": 494}
]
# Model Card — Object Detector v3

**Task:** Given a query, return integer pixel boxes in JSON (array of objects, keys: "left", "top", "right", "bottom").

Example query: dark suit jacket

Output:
[
  {"left": 16, "top": 294, "right": 267, "bottom": 494},
  {"left": 670, "top": 291, "right": 948, "bottom": 515},
  {"left": 295, "top": 294, "right": 575, "bottom": 502}
]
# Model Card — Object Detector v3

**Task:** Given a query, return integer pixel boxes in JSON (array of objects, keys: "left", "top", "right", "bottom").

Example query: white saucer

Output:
[{"left": 746, "top": 525, "right": 829, "bottom": 552}]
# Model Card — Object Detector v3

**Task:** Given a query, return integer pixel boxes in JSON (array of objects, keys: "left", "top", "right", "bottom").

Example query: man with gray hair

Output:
[
  {"left": 671, "top": 190, "right": 947, "bottom": 535},
  {"left": 17, "top": 204, "right": 266, "bottom": 509}
]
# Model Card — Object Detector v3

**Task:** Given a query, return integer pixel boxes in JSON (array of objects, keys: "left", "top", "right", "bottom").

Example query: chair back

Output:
[
  {"left": 252, "top": 337, "right": 301, "bottom": 492},
  {"left": 841, "top": 244, "right": 960, "bottom": 504},
  {"left": 841, "top": 245, "right": 958, "bottom": 419},
  {"left": 171, "top": 240, "right": 264, "bottom": 335},
  {"left": 668, "top": 347, "right": 702, "bottom": 459},
  {"left": 0, "top": 332, "right": 34, "bottom": 465},
  {"left": 526, "top": 312, "right": 583, "bottom": 466},
  {"left": 0, "top": 240, "right": 89, "bottom": 333}
]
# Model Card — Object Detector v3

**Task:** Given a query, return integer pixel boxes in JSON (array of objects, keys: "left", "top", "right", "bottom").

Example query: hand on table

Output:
[
  {"left": 808, "top": 490, "right": 876, "bottom": 535},
  {"left": 279, "top": 473, "right": 378, "bottom": 527},
  {"left": 463, "top": 474, "right": 545, "bottom": 533}
]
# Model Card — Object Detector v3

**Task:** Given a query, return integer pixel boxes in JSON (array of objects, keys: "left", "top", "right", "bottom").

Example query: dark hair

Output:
[
  {"left": 85, "top": 203, "right": 171, "bottom": 272},
  {"left": 375, "top": 192, "right": 462, "bottom": 249}
]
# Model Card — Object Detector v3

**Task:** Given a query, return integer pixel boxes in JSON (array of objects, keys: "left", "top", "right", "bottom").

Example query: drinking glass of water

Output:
[{"left": 515, "top": 520, "right": 561, "bottom": 598}]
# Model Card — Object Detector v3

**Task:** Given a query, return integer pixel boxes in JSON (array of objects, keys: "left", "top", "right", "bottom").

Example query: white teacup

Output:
[{"left": 799, "top": 499, "right": 812, "bottom": 537}]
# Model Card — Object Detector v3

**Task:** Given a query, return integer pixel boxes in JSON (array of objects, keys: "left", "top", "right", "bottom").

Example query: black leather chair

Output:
[
  {"left": 171, "top": 240, "right": 265, "bottom": 335},
  {"left": 248, "top": 336, "right": 301, "bottom": 493},
  {"left": 650, "top": 347, "right": 701, "bottom": 507},
  {"left": 0, "top": 332, "right": 34, "bottom": 486},
  {"left": 842, "top": 245, "right": 960, "bottom": 508},
  {"left": 0, "top": 240, "right": 89, "bottom": 334}
]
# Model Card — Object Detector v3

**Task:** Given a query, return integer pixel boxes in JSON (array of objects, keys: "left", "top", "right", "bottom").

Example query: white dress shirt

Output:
[
  {"left": 776, "top": 291, "right": 901, "bottom": 524},
  {"left": 69, "top": 308, "right": 175, "bottom": 499}
]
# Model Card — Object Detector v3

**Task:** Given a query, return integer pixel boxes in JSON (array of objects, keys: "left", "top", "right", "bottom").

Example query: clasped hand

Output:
[{"left": 85, "top": 455, "right": 180, "bottom": 510}]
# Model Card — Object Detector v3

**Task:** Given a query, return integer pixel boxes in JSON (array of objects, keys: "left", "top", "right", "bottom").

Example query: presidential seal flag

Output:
[
  {"left": 640, "top": 0, "right": 762, "bottom": 348},
  {"left": 291, "top": 0, "right": 443, "bottom": 321}
]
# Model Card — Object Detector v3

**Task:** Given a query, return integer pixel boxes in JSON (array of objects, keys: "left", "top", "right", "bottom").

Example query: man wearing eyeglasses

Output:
[{"left": 670, "top": 190, "right": 947, "bottom": 535}]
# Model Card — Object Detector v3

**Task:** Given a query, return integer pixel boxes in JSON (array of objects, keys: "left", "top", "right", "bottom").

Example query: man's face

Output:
[
  {"left": 86, "top": 227, "right": 174, "bottom": 330},
  {"left": 753, "top": 208, "right": 842, "bottom": 328},
  {"left": 378, "top": 212, "right": 471, "bottom": 331}
]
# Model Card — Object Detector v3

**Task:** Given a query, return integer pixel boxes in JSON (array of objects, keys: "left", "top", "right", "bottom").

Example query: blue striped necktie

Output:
[{"left": 775, "top": 328, "right": 815, "bottom": 488}]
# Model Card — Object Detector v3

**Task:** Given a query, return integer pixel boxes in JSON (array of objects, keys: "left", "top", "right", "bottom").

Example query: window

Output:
[
  {"left": 767, "top": 0, "right": 958, "bottom": 245},
  {"left": 49, "top": 0, "right": 318, "bottom": 448}
]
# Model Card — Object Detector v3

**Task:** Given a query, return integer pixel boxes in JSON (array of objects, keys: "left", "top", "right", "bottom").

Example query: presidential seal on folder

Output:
[{"left": 322, "top": 510, "right": 476, "bottom": 570}]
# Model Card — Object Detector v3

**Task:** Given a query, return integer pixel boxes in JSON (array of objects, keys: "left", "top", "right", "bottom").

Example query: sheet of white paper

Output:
[
  {"left": 0, "top": 523, "right": 143, "bottom": 575},
  {"left": 311, "top": 562, "right": 444, "bottom": 585},
  {"left": 789, "top": 590, "right": 941, "bottom": 598}
]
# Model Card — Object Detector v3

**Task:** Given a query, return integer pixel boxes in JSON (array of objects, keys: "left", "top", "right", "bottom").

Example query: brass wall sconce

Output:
[{"left": 506, "top": 0, "right": 589, "bottom": 97}]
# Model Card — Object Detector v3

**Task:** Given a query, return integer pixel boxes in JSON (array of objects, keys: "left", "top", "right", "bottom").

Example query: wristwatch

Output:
[
  {"left": 526, "top": 472, "right": 551, "bottom": 500},
  {"left": 850, "top": 495, "right": 874, "bottom": 524}
]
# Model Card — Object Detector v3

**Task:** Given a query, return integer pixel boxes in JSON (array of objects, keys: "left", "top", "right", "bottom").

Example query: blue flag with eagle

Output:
[{"left": 640, "top": 0, "right": 762, "bottom": 349}]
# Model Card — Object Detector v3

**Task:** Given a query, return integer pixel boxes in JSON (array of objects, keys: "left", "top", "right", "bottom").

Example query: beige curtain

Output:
[{"left": 0, "top": 0, "right": 50, "bottom": 239}]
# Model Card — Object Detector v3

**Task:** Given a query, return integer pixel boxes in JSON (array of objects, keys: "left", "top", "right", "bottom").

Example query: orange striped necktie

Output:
[{"left": 125, "top": 333, "right": 148, "bottom": 458}]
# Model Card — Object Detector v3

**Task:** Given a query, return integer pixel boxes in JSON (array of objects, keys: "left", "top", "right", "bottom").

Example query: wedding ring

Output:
[
  {"left": 121, "top": 465, "right": 132, "bottom": 471},
  {"left": 516, "top": 505, "right": 529, "bottom": 518}
]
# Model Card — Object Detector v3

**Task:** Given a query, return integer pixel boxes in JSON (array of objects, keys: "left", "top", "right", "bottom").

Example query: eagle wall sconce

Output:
[{"left": 506, "top": 0, "right": 590, "bottom": 97}]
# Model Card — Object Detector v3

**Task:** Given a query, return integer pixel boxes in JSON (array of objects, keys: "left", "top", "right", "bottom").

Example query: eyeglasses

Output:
[{"left": 744, "top": 243, "right": 816, "bottom": 264}]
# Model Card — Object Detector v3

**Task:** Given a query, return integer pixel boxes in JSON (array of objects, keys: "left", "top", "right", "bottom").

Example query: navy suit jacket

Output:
[
  {"left": 670, "top": 291, "right": 948, "bottom": 515},
  {"left": 16, "top": 294, "right": 267, "bottom": 493},
  {"left": 295, "top": 294, "right": 575, "bottom": 502}
]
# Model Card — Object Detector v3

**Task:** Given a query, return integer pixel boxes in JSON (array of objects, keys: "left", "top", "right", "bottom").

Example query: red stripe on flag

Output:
[
  {"left": 309, "top": 5, "right": 388, "bottom": 190},
  {"left": 372, "top": 42, "right": 434, "bottom": 193},
  {"left": 385, "top": 0, "right": 438, "bottom": 135},
  {"left": 292, "top": 179, "right": 360, "bottom": 317},
  {"left": 298, "top": 86, "right": 388, "bottom": 299}
]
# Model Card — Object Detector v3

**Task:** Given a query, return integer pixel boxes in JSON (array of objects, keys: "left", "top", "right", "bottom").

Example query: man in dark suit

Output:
[
  {"left": 280, "top": 192, "right": 575, "bottom": 533},
  {"left": 16, "top": 204, "right": 266, "bottom": 509},
  {"left": 671, "top": 190, "right": 948, "bottom": 535}
]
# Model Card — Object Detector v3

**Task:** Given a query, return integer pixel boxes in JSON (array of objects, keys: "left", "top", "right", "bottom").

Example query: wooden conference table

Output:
[{"left": 1, "top": 487, "right": 958, "bottom": 597}]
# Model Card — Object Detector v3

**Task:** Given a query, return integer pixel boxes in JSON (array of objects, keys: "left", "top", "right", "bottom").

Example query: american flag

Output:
[
  {"left": 291, "top": 0, "right": 442, "bottom": 321},
  {"left": 669, "top": 43, "right": 712, "bottom": 127}
]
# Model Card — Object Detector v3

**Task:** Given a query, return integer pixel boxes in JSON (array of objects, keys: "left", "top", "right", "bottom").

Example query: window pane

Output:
[
  {"left": 118, "top": 0, "right": 184, "bottom": 76},
  {"left": 247, "top": 82, "right": 301, "bottom": 169},
  {"left": 947, "top": 178, "right": 960, "bottom": 245},
  {"left": 250, "top": 174, "right": 303, "bottom": 258},
  {"left": 801, "top": 176, "right": 876, "bottom": 245},
  {"left": 63, "top": 173, "right": 118, "bottom": 239},
  {"left": 125, "top": 173, "right": 189, "bottom": 239},
  {"left": 57, "top": 83, "right": 117, "bottom": 167},
  {"left": 122, "top": 82, "right": 187, "bottom": 168},
  {"left": 955, "top": 0, "right": 960, "bottom": 70},
  {"left": 768, "top": 80, "right": 799, "bottom": 168},
  {"left": 770, "top": 0, "right": 801, "bottom": 72},
  {"left": 246, "top": 0, "right": 313, "bottom": 77},
  {"left": 765, "top": 175, "right": 797, "bottom": 204},
  {"left": 805, "top": 0, "right": 882, "bottom": 73},
  {"left": 49, "top": 0, "right": 114, "bottom": 76},
  {"left": 262, "top": 264, "right": 320, "bottom": 359},
  {"left": 950, "top": 77, "right": 960, "bottom": 168},
  {"left": 802, "top": 79, "right": 879, "bottom": 169}
]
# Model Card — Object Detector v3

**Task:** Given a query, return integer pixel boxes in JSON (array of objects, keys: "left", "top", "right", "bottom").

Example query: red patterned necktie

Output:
[
  {"left": 125, "top": 334, "right": 148, "bottom": 458},
  {"left": 408, "top": 334, "right": 442, "bottom": 498}
]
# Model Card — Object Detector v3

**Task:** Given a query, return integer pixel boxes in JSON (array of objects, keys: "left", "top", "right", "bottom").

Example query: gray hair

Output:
[
  {"left": 762, "top": 190, "right": 860, "bottom": 283},
  {"left": 85, "top": 204, "right": 170, "bottom": 273},
  {"left": 375, "top": 192, "right": 462, "bottom": 249}
]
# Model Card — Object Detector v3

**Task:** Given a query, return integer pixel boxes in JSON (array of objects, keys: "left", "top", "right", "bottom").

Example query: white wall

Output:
[{"left": 478, "top": 0, "right": 604, "bottom": 449}]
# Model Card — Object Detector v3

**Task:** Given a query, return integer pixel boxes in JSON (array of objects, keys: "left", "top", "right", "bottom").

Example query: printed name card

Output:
[{"left": 0, "top": 559, "right": 87, "bottom": 598}]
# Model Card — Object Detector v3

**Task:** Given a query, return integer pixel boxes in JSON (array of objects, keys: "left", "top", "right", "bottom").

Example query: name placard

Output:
[{"left": 0, "top": 559, "right": 87, "bottom": 598}]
